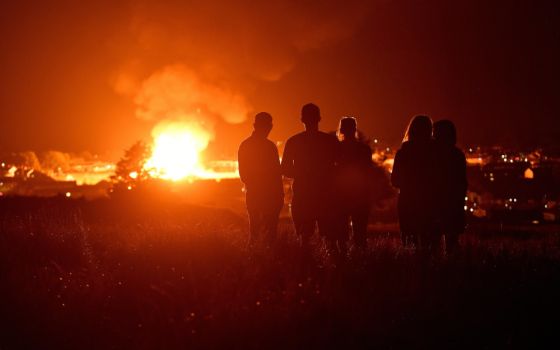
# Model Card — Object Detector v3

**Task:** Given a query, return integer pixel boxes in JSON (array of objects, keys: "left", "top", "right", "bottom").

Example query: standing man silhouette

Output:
[
  {"left": 238, "top": 112, "right": 284, "bottom": 246},
  {"left": 281, "top": 103, "right": 339, "bottom": 253}
]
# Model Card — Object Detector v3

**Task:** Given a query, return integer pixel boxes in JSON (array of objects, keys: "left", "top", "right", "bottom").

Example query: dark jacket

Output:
[
  {"left": 391, "top": 140, "right": 438, "bottom": 233},
  {"left": 434, "top": 143, "right": 467, "bottom": 233},
  {"left": 281, "top": 130, "right": 339, "bottom": 203},
  {"left": 238, "top": 133, "right": 283, "bottom": 210},
  {"left": 335, "top": 139, "right": 373, "bottom": 207}
]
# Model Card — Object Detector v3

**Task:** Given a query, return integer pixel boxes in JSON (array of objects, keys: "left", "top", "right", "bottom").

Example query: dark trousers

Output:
[
  {"left": 339, "top": 204, "right": 369, "bottom": 247},
  {"left": 290, "top": 195, "right": 336, "bottom": 243},
  {"left": 248, "top": 207, "right": 281, "bottom": 244},
  {"left": 247, "top": 193, "right": 282, "bottom": 244}
]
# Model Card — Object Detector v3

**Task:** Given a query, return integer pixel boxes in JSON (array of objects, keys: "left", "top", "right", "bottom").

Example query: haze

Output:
[{"left": 1, "top": 0, "right": 559, "bottom": 159}]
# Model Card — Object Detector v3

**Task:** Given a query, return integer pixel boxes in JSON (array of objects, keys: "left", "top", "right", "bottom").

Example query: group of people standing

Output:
[
  {"left": 391, "top": 115, "right": 467, "bottom": 254},
  {"left": 238, "top": 103, "right": 467, "bottom": 257}
]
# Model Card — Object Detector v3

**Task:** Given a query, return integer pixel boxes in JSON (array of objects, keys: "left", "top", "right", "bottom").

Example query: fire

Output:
[
  {"left": 130, "top": 65, "right": 249, "bottom": 182},
  {"left": 144, "top": 121, "right": 211, "bottom": 181}
]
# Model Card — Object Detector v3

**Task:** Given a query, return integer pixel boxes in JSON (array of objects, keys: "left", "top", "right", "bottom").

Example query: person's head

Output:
[
  {"left": 338, "top": 116, "right": 357, "bottom": 140},
  {"left": 433, "top": 119, "right": 457, "bottom": 146},
  {"left": 403, "top": 115, "right": 432, "bottom": 143},
  {"left": 253, "top": 112, "right": 273, "bottom": 137},
  {"left": 301, "top": 103, "right": 321, "bottom": 130}
]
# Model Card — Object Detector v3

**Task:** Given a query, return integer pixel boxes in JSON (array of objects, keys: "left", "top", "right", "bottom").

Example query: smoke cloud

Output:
[
  {"left": 113, "top": 0, "right": 376, "bottom": 120},
  {"left": 131, "top": 64, "right": 251, "bottom": 155},
  {"left": 134, "top": 65, "right": 251, "bottom": 125},
  {"left": 123, "top": 1, "right": 374, "bottom": 80}
]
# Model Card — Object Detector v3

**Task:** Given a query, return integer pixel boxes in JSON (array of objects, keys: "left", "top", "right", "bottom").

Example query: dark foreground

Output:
[{"left": 1, "top": 196, "right": 559, "bottom": 349}]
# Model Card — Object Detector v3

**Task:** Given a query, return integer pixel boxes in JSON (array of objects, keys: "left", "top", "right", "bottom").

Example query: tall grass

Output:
[{"left": 0, "top": 197, "right": 559, "bottom": 349}]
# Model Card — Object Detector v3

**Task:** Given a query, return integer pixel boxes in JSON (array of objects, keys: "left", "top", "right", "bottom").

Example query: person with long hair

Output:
[
  {"left": 334, "top": 117, "right": 373, "bottom": 249},
  {"left": 433, "top": 120, "right": 467, "bottom": 255},
  {"left": 391, "top": 115, "right": 438, "bottom": 250}
]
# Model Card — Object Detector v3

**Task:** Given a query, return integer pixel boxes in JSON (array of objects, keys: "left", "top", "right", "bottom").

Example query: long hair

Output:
[
  {"left": 402, "top": 115, "right": 432, "bottom": 143},
  {"left": 337, "top": 116, "right": 358, "bottom": 141},
  {"left": 433, "top": 119, "right": 457, "bottom": 146}
]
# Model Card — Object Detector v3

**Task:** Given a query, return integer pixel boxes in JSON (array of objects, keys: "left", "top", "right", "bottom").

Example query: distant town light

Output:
[
  {"left": 127, "top": 185, "right": 132, "bottom": 191},
  {"left": 65, "top": 192, "right": 71, "bottom": 198},
  {"left": 524, "top": 168, "right": 534, "bottom": 179},
  {"left": 129, "top": 171, "right": 138, "bottom": 179},
  {"left": 7, "top": 166, "right": 17, "bottom": 177}
]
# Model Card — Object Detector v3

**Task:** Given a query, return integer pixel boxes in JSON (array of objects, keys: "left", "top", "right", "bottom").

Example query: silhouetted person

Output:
[
  {"left": 281, "top": 103, "right": 339, "bottom": 254},
  {"left": 391, "top": 115, "right": 438, "bottom": 250},
  {"left": 433, "top": 120, "right": 467, "bottom": 255},
  {"left": 238, "top": 112, "right": 284, "bottom": 246},
  {"left": 335, "top": 117, "right": 373, "bottom": 248}
]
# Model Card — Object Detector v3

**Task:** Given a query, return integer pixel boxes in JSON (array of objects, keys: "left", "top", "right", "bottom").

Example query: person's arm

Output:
[
  {"left": 459, "top": 151, "right": 468, "bottom": 195},
  {"left": 281, "top": 139, "right": 295, "bottom": 178},
  {"left": 237, "top": 143, "right": 250, "bottom": 185},
  {"left": 272, "top": 143, "right": 282, "bottom": 177},
  {"left": 363, "top": 144, "right": 374, "bottom": 169},
  {"left": 391, "top": 150, "right": 403, "bottom": 189}
]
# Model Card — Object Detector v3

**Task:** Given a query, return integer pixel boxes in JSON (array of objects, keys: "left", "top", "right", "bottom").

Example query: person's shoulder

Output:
[
  {"left": 241, "top": 133, "right": 259, "bottom": 146},
  {"left": 398, "top": 141, "right": 412, "bottom": 153},
  {"left": 318, "top": 131, "right": 338, "bottom": 144},
  {"left": 452, "top": 145, "right": 464, "bottom": 154},
  {"left": 452, "top": 146, "right": 466, "bottom": 160},
  {"left": 359, "top": 141, "right": 372, "bottom": 153},
  {"left": 239, "top": 136, "right": 252, "bottom": 149},
  {"left": 264, "top": 138, "right": 278, "bottom": 149},
  {"left": 286, "top": 131, "right": 306, "bottom": 142},
  {"left": 318, "top": 130, "right": 337, "bottom": 138}
]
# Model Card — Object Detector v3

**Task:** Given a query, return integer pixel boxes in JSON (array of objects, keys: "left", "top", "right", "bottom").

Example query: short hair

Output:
[
  {"left": 403, "top": 115, "right": 432, "bottom": 143},
  {"left": 254, "top": 112, "right": 272, "bottom": 129},
  {"left": 301, "top": 103, "right": 320, "bottom": 124},
  {"left": 433, "top": 119, "right": 457, "bottom": 145}
]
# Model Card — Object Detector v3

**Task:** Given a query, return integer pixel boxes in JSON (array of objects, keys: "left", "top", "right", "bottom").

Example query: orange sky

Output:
[{"left": 1, "top": 0, "right": 559, "bottom": 159}]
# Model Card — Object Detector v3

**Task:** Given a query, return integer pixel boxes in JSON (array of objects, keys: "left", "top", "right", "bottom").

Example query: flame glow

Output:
[
  {"left": 142, "top": 120, "right": 239, "bottom": 181},
  {"left": 144, "top": 121, "right": 211, "bottom": 181},
  {"left": 130, "top": 65, "right": 249, "bottom": 182}
]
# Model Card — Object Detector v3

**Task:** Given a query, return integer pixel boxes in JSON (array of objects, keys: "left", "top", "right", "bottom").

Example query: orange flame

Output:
[{"left": 144, "top": 120, "right": 211, "bottom": 181}]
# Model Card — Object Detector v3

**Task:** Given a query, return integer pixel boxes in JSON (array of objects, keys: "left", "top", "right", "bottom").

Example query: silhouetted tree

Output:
[{"left": 112, "top": 141, "right": 151, "bottom": 184}]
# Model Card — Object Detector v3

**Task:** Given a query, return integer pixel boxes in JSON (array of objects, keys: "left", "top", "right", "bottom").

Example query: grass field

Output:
[{"left": 1, "top": 195, "right": 559, "bottom": 349}]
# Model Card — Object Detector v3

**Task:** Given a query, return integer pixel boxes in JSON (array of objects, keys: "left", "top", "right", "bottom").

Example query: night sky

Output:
[{"left": 1, "top": 0, "right": 559, "bottom": 158}]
